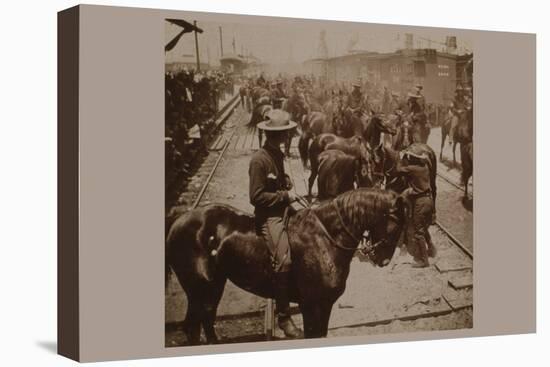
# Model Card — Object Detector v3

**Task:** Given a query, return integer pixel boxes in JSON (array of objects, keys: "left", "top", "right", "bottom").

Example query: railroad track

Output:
[
  {"left": 191, "top": 127, "right": 238, "bottom": 209},
  {"left": 168, "top": 125, "right": 473, "bottom": 342},
  {"left": 437, "top": 171, "right": 465, "bottom": 192},
  {"left": 434, "top": 220, "right": 473, "bottom": 260},
  {"left": 434, "top": 172, "right": 473, "bottom": 259}
]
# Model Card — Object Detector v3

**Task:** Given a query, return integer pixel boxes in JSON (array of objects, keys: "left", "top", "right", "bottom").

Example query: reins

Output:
[
  {"left": 333, "top": 199, "right": 362, "bottom": 245},
  {"left": 309, "top": 208, "right": 358, "bottom": 252},
  {"left": 372, "top": 151, "right": 396, "bottom": 189}
]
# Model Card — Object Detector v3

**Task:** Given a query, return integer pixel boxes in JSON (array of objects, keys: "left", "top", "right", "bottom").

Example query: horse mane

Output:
[{"left": 315, "top": 188, "right": 396, "bottom": 230}]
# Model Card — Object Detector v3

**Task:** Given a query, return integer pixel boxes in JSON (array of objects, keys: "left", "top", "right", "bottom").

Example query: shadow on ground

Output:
[{"left": 36, "top": 340, "right": 57, "bottom": 354}]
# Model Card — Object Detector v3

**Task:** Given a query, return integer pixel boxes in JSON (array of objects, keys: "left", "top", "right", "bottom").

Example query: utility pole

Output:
[
  {"left": 219, "top": 26, "right": 224, "bottom": 57},
  {"left": 193, "top": 20, "right": 201, "bottom": 71}
]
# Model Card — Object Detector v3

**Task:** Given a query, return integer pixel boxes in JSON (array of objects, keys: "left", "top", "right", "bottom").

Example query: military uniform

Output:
[
  {"left": 249, "top": 110, "right": 302, "bottom": 338},
  {"left": 396, "top": 153, "right": 436, "bottom": 267},
  {"left": 249, "top": 143, "right": 293, "bottom": 270},
  {"left": 271, "top": 83, "right": 287, "bottom": 110}
]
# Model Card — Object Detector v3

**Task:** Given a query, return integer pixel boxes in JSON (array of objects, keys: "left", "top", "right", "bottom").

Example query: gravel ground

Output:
[{"left": 166, "top": 109, "right": 473, "bottom": 347}]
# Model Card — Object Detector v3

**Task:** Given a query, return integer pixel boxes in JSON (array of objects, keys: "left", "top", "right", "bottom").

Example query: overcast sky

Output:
[{"left": 165, "top": 17, "right": 473, "bottom": 66}]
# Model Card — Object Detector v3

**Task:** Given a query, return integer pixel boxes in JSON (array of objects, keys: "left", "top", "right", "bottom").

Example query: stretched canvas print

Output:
[{"left": 58, "top": 4, "right": 535, "bottom": 362}]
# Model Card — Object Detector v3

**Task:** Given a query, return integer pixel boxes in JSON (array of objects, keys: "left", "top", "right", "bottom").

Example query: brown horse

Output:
[
  {"left": 362, "top": 113, "right": 398, "bottom": 148},
  {"left": 307, "top": 133, "right": 372, "bottom": 197},
  {"left": 370, "top": 143, "right": 437, "bottom": 213},
  {"left": 166, "top": 189, "right": 407, "bottom": 344},
  {"left": 460, "top": 142, "right": 473, "bottom": 201},
  {"left": 316, "top": 149, "right": 373, "bottom": 200},
  {"left": 456, "top": 109, "right": 473, "bottom": 200},
  {"left": 298, "top": 111, "right": 336, "bottom": 168}
]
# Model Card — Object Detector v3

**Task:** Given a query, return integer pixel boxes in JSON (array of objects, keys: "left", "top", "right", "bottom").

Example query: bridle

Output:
[
  {"left": 309, "top": 198, "right": 397, "bottom": 259},
  {"left": 372, "top": 150, "right": 397, "bottom": 190}
]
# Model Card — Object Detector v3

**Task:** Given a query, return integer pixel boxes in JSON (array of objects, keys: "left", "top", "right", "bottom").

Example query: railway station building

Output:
[{"left": 304, "top": 49, "right": 473, "bottom": 105}]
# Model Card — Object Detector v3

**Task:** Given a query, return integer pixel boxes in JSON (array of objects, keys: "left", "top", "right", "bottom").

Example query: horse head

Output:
[
  {"left": 365, "top": 191, "right": 408, "bottom": 267},
  {"left": 349, "top": 136, "right": 374, "bottom": 187},
  {"left": 371, "top": 113, "right": 397, "bottom": 136},
  {"left": 335, "top": 189, "right": 407, "bottom": 267},
  {"left": 369, "top": 143, "right": 403, "bottom": 191}
]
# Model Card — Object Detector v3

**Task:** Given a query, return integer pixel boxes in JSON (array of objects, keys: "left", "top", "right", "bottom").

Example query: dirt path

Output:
[{"left": 166, "top": 115, "right": 473, "bottom": 346}]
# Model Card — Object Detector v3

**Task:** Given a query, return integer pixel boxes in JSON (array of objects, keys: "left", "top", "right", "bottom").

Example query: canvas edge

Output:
[{"left": 57, "top": 4, "right": 81, "bottom": 362}]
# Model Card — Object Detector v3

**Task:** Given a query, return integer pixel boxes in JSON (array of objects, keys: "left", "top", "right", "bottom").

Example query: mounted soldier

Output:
[
  {"left": 256, "top": 73, "right": 267, "bottom": 88},
  {"left": 249, "top": 110, "right": 302, "bottom": 338},
  {"left": 346, "top": 79, "right": 366, "bottom": 115},
  {"left": 342, "top": 79, "right": 367, "bottom": 137},
  {"left": 271, "top": 79, "right": 288, "bottom": 110},
  {"left": 414, "top": 84, "right": 426, "bottom": 113},
  {"left": 407, "top": 92, "right": 429, "bottom": 143},
  {"left": 389, "top": 91, "right": 405, "bottom": 115}
]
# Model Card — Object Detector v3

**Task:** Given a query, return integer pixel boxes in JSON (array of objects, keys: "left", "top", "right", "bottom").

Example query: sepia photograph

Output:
[{"left": 164, "top": 14, "right": 474, "bottom": 347}]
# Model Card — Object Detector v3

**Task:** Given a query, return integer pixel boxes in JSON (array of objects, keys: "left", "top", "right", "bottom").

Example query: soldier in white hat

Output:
[{"left": 249, "top": 110, "right": 302, "bottom": 338}]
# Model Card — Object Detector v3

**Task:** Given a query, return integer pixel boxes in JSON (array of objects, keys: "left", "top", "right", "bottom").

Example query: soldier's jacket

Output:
[
  {"left": 249, "top": 143, "right": 291, "bottom": 226},
  {"left": 396, "top": 161, "right": 432, "bottom": 196},
  {"left": 271, "top": 87, "right": 287, "bottom": 100},
  {"left": 346, "top": 90, "right": 365, "bottom": 111}
]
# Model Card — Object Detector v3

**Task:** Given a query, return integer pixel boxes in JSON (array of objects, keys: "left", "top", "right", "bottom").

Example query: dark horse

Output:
[
  {"left": 307, "top": 133, "right": 372, "bottom": 197},
  {"left": 166, "top": 189, "right": 407, "bottom": 343},
  {"left": 440, "top": 109, "right": 457, "bottom": 162},
  {"left": 363, "top": 113, "right": 398, "bottom": 148},
  {"left": 298, "top": 111, "right": 335, "bottom": 169},
  {"left": 316, "top": 149, "right": 373, "bottom": 200},
  {"left": 370, "top": 143, "right": 437, "bottom": 215},
  {"left": 456, "top": 109, "right": 473, "bottom": 200},
  {"left": 339, "top": 109, "right": 397, "bottom": 145}
]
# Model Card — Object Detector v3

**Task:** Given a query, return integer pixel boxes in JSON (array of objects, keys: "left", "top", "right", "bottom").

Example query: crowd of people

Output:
[{"left": 165, "top": 68, "right": 235, "bottom": 201}]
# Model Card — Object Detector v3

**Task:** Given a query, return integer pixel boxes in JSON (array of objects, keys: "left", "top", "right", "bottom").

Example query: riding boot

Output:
[{"left": 273, "top": 271, "right": 303, "bottom": 338}]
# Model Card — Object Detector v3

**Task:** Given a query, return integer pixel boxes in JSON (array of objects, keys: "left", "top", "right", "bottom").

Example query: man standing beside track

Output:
[
  {"left": 396, "top": 151, "right": 437, "bottom": 268},
  {"left": 248, "top": 109, "right": 303, "bottom": 338}
]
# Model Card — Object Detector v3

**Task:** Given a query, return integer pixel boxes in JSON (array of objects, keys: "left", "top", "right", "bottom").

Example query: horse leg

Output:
[
  {"left": 258, "top": 128, "right": 263, "bottom": 148},
  {"left": 308, "top": 157, "right": 318, "bottom": 198},
  {"left": 201, "top": 278, "right": 227, "bottom": 344},
  {"left": 181, "top": 296, "right": 203, "bottom": 345},
  {"left": 440, "top": 127, "right": 446, "bottom": 160},
  {"left": 300, "top": 303, "right": 323, "bottom": 338},
  {"left": 318, "top": 301, "right": 334, "bottom": 337},
  {"left": 298, "top": 135, "right": 310, "bottom": 169}
]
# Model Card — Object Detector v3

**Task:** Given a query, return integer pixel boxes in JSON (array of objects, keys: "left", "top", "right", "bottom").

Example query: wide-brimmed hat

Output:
[
  {"left": 404, "top": 151, "right": 429, "bottom": 161},
  {"left": 391, "top": 91, "right": 400, "bottom": 97},
  {"left": 257, "top": 110, "right": 297, "bottom": 131},
  {"left": 415, "top": 84, "right": 423, "bottom": 90},
  {"left": 407, "top": 92, "right": 421, "bottom": 98},
  {"left": 276, "top": 78, "right": 283, "bottom": 84}
]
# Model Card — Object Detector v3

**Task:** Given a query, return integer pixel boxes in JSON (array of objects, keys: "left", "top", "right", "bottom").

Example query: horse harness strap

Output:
[
  {"left": 309, "top": 208, "right": 359, "bottom": 252},
  {"left": 332, "top": 199, "right": 363, "bottom": 245}
]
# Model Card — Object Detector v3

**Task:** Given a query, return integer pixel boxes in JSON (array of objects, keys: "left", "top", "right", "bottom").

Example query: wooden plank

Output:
[
  {"left": 435, "top": 258, "right": 472, "bottom": 273},
  {"left": 442, "top": 290, "right": 473, "bottom": 311},
  {"left": 448, "top": 274, "right": 473, "bottom": 290},
  {"left": 229, "top": 130, "right": 240, "bottom": 150}
]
